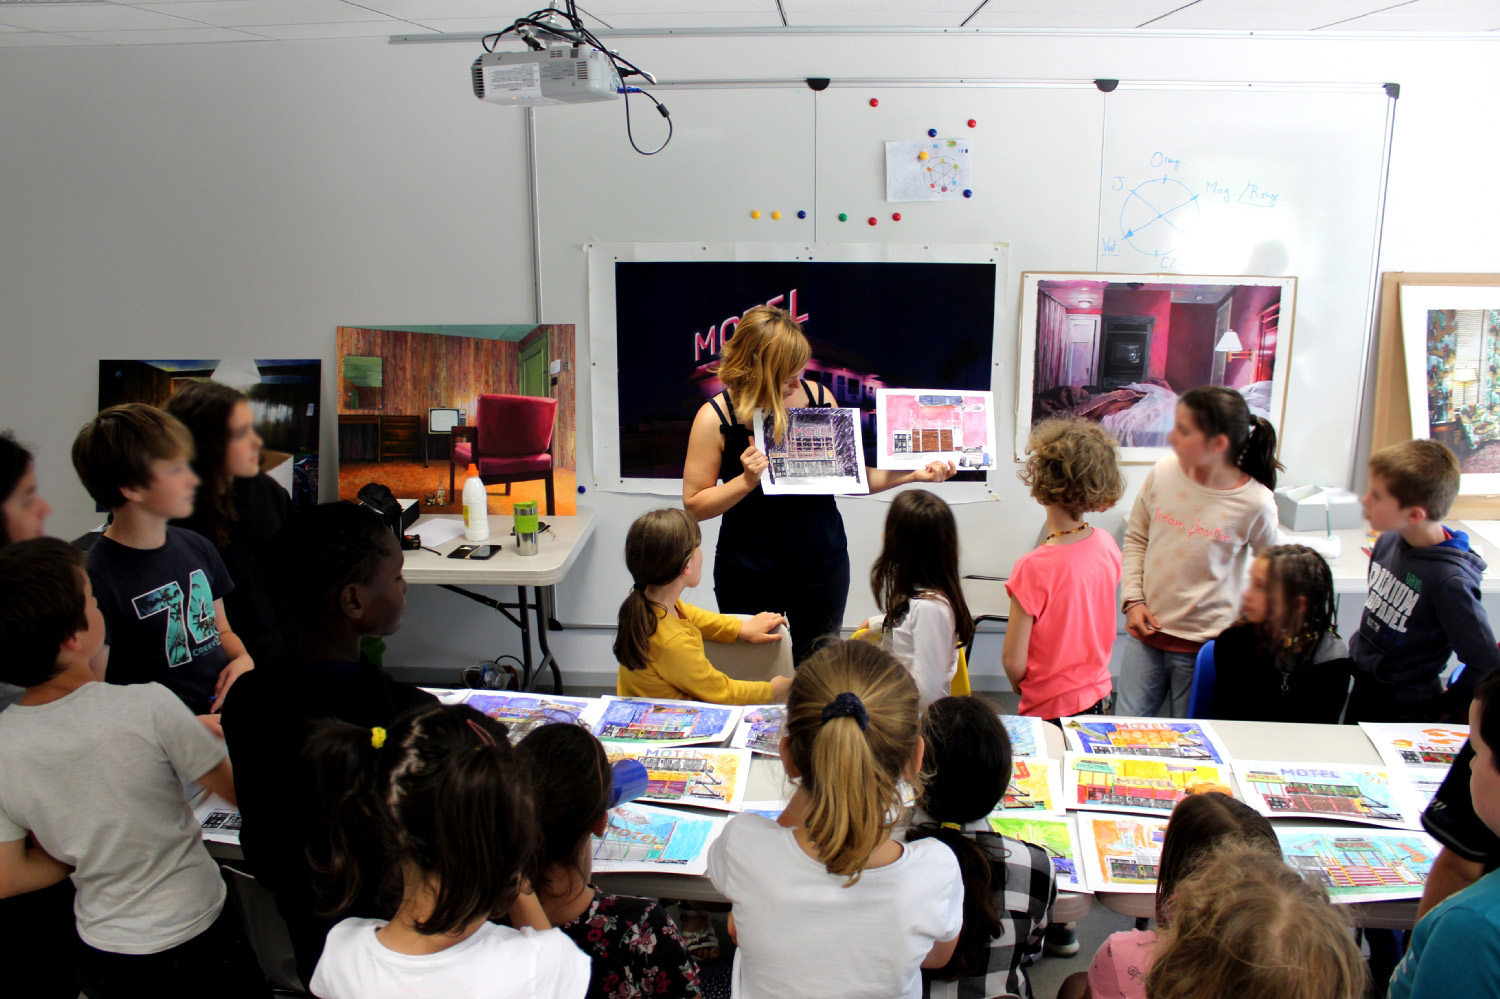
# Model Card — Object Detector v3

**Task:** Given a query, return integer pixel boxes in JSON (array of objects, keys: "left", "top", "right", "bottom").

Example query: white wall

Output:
[{"left": 4, "top": 30, "right": 1500, "bottom": 687}]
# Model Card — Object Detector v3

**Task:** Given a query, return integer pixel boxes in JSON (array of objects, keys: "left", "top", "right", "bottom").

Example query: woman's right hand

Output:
[
  {"left": 1125, "top": 602, "right": 1162, "bottom": 640},
  {"left": 770, "top": 674, "right": 793, "bottom": 701},
  {"left": 739, "top": 445, "right": 769, "bottom": 488}
]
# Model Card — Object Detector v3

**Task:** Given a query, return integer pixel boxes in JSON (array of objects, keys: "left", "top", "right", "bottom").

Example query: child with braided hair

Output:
[
  {"left": 707, "top": 639, "right": 964, "bottom": 998},
  {"left": 1209, "top": 543, "right": 1353, "bottom": 723}
]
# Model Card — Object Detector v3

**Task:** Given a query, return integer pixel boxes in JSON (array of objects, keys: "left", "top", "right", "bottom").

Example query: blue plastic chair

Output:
[{"left": 1186, "top": 640, "right": 1217, "bottom": 718}]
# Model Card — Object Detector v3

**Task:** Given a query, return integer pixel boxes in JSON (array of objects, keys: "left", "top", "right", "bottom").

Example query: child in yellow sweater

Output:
[{"left": 615, "top": 508, "right": 791, "bottom": 705}]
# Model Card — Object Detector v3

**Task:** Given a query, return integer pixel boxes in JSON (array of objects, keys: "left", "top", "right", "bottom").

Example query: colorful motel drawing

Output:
[
  {"left": 595, "top": 701, "right": 735, "bottom": 743},
  {"left": 1275, "top": 828, "right": 1439, "bottom": 902},
  {"left": 598, "top": 807, "right": 677, "bottom": 865},
  {"left": 1079, "top": 814, "right": 1170, "bottom": 890},
  {"left": 631, "top": 751, "right": 733, "bottom": 805},
  {"left": 1242, "top": 768, "right": 1401, "bottom": 822},
  {"left": 1063, "top": 717, "right": 1226, "bottom": 763},
  {"left": 1069, "top": 757, "right": 1234, "bottom": 814},
  {"left": 766, "top": 409, "right": 863, "bottom": 481}
]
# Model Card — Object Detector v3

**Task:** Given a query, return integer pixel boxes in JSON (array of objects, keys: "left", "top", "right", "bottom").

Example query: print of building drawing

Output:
[
  {"left": 1071, "top": 722, "right": 1213, "bottom": 761},
  {"left": 597, "top": 704, "right": 703, "bottom": 741},
  {"left": 762, "top": 409, "right": 863, "bottom": 483},
  {"left": 892, "top": 395, "right": 968, "bottom": 455},
  {"left": 1282, "top": 836, "right": 1428, "bottom": 891},
  {"left": 1106, "top": 857, "right": 1160, "bottom": 883},
  {"left": 1245, "top": 772, "right": 1400, "bottom": 821},
  {"left": 598, "top": 813, "right": 675, "bottom": 864},
  {"left": 1073, "top": 761, "right": 1230, "bottom": 810},
  {"left": 1398, "top": 747, "right": 1458, "bottom": 767},
  {"left": 639, "top": 752, "right": 727, "bottom": 802},
  {"left": 1002, "top": 761, "right": 1043, "bottom": 810}
]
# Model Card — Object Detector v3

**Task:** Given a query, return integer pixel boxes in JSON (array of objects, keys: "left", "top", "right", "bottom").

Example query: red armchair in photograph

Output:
[{"left": 450, "top": 393, "right": 559, "bottom": 515}]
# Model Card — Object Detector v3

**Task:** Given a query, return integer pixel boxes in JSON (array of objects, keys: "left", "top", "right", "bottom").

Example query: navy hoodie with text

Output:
[{"left": 1350, "top": 529, "right": 1500, "bottom": 704}]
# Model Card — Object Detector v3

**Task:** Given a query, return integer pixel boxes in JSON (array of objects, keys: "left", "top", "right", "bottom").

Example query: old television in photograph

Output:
[{"left": 428, "top": 407, "right": 461, "bottom": 434}]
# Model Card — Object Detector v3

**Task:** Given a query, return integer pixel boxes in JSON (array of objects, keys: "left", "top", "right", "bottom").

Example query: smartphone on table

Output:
[
  {"left": 447, "top": 545, "right": 478, "bottom": 559},
  {"left": 468, "top": 545, "right": 499, "bottom": 560}
]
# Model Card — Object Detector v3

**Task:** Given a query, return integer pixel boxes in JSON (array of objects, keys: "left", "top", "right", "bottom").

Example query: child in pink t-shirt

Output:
[{"left": 1004, "top": 418, "right": 1125, "bottom": 721}]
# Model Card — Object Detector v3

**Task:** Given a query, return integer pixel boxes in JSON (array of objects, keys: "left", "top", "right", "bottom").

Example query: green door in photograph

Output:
[{"left": 519, "top": 333, "right": 549, "bottom": 398}]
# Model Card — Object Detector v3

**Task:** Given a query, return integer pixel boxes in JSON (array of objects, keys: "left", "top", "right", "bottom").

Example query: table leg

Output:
[{"left": 528, "top": 586, "right": 564, "bottom": 694}]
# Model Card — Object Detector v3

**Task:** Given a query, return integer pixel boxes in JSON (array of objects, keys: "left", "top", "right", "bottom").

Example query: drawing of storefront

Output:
[
  {"left": 1245, "top": 772, "right": 1400, "bottom": 821},
  {"left": 892, "top": 395, "right": 966, "bottom": 454}
]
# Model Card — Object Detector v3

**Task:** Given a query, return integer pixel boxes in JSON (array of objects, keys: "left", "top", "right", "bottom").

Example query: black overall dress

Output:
[{"left": 708, "top": 379, "right": 851, "bottom": 665}]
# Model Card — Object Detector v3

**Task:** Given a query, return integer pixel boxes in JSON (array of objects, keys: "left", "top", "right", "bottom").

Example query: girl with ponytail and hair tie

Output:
[
  {"left": 707, "top": 640, "right": 964, "bottom": 999},
  {"left": 906, "top": 696, "right": 1055, "bottom": 999},
  {"left": 1118, "top": 386, "right": 1282, "bottom": 718},
  {"left": 306, "top": 703, "right": 590, "bottom": 999},
  {"left": 614, "top": 508, "right": 791, "bottom": 705}
]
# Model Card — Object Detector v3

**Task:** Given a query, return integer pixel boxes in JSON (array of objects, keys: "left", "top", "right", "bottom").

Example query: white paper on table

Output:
[
  {"left": 740, "top": 799, "right": 790, "bottom": 822},
  {"left": 596, "top": 696, "right": 742, "bottom": 747},
  {"left": 1232, "top": 760, "right": 1421, "bottom": 830},
  {"left": 603, "top": 746, "right": 753, "bottom": 813},
  {"left": 1358, "top": 721, "right": 1469, "bottom": 773},
  {"left": 1062, "top": 753, "right": 1239, "bottom": 817},
  {"left": 1401, "top": 771, "right": 1445, "bottom": 813},
  {"left": 990, "top": 813, "right": 1087, "bottom": 893},
  {"left": 413, "top": 519, "right": 467, "bottom": 548},
  {"left": 1275, "top": 825, "right": 1443, "bottom": 903},
  {"left": 874, "top": 388, "right": 997, "bottom": 470},
  {"left": 999, "top": 714, "right": 1049, "bottom": 760},
  {"left": 419, "top": 687, "right": 472, "bottom": 705},
  {"left": 752, "top": 406, "right": 869, "bottom": 496},
  {"left": 192, "top": 792, "right": 242, "bottom": 845},
  {"left": 1061, "top": 715, "right": 1231, "bottom": 764},
  {"left": 730, "top": 705, "right": 786, "bottom": 756},
  {"left": 591, "top": 802, "right": 729, "bottom": 876},
  {"left": 1074, "top": 810, "right": 1170, "bottom": 894},
  {"left": 884, "top": 139, "right": 973, "bottom": 202},
  {"left": 462, "top": 690, "right": 606, "bottom": 740}
]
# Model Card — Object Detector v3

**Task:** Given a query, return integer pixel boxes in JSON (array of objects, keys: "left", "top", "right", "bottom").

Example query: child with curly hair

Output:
[{"left": 1005, "top": 417, "right": 1126, "bottom": 721}]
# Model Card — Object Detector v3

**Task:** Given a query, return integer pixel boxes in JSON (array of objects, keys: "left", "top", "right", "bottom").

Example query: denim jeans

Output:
[{"left": 1115, "top": 634, "right": 1198, "bottom": 718}]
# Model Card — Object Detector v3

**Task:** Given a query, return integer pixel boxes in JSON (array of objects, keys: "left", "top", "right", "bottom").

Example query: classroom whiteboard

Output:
[{"left": 533, "top": 80, "right": 1392, "bottom": 627}]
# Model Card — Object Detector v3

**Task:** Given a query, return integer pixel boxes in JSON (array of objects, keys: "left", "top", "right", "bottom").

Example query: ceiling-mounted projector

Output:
[{"left": 471, "top": 46, "right": 621, "bottom": 106}]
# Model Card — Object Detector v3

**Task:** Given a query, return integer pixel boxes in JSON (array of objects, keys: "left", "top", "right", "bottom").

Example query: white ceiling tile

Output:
[
  {"left": 592, "top": 12, "right": 786, "bottom": 27},
  {"left": 0, "top": 3, "right": 199, "bottom": 31},
  {"left": 566, "top": 0, "right": 776, "bottom": 11},
  {"left": 248, "top": 19, "right": 429, "bottom": 38},
  {"left": 399, "top": 15, "right": 524, "bottom": 32},
  {"left": 1146, "top": 0, "right": 1416, "bottom": 31},
  {"left": 349, "top": 0, "right": 579, "bottom": 18},
  {"left": 785, "top": 11, "right": 967, "bottom": 25},
  {"left": 0, "top": 23, "right": 26, "bottom": 32},
  {"left": 783, "top": 0, "right": 971, "bottom": 10},
  {"left": 1328, "top": 0, "right": 1500, "bottom": 30},
  {"left": 0, "top": 30, "right": 96, "bottom": 45},
  {"left": 54, "top": 25, "right": 267, "bottom": 42},
  {"left": 133, "top": 0, "right": 387, "bottom": 27},
  {"left": 965, "top": 8, "right": 1173, "bottom": 28}
]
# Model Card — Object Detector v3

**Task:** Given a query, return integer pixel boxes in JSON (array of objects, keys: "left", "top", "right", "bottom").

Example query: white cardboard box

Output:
[{"left": 1275, "top": 485, "right": 1363, "bottom": 533}]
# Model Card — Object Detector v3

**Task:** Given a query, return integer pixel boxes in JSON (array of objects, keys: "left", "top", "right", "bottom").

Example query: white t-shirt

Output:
[
  {"left": 310, "top": 917, "right": 591, "bottom": 999},
  {"left": 0, "top": 682, "right": 227, "bottom": 954},
  {"left": 707, "top": 813, "right": 964, "bottom": 999},
  {"left": 869, "top": 595, "right": 958, "bottom": 709}
]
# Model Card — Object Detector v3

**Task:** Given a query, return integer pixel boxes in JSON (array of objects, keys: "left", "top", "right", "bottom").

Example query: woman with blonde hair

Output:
[
  {"left": 707, "top": 639, "right": 964, "bottom": 998},
  {"left": 683, "top": 304, "right": 953, "bottom": 664}
]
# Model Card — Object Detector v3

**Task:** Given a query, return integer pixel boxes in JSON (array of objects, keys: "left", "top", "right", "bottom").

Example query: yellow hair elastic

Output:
[
  {"left": 370, "top": 727, "right": 387, "bottom": 749},
  {"left": 939, "top": 821, "right": 962, "bottom": 830}
]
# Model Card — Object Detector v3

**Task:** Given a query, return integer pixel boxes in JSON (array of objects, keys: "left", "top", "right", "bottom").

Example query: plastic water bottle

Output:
[{"left": 462, "top": 464, "right": 489, "bottom": 542}]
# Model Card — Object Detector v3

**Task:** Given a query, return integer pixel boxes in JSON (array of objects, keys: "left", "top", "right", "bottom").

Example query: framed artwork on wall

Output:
[{"left": 1016, "top": 272, "right": 1296, "bottom": 463}]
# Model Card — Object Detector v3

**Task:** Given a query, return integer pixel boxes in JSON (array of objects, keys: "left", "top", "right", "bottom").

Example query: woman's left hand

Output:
[
  {"left": 911, "top": 460, "right": 957, "bottom": 483},
  {"left": 738, "top": 612, "right": 786, "bottom": 644}
]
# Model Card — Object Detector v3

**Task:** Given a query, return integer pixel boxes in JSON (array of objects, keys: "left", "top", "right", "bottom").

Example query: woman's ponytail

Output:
[
  {"left": 783, "top": 640, "right": 921, "bottom": 885},
  {"left": 613, "top": 508, "right": 702, "bottom": 671},
  {"left": 305, "top": 719, "right": 385, "bottom": 918},
  {"left": 904, "top": 823, "right": 1000, "bottom": 980}
]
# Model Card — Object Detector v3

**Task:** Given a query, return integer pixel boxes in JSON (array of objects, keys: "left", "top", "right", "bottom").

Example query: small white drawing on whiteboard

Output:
[{"left": 885, "top": 140, "right": 972, "bottom": 203}]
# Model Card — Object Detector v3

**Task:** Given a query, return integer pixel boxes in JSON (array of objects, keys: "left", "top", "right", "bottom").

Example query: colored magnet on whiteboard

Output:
[
  {"left": 869, "top": 98, "right": 879, "bottom": 107},
  {"left": 928, "top": 128, "right": 937, "bottom": 137},
  {"left": 918, "top": 151, "right": 929, "bottom": 161},
  {"left": 797, "top": 210, "right": 807, "bottom": 219},
  {"left": 771, "top": 211, "right": 782, "bottom": 220},
  {"left": 963, "top": 190, "right": 972, "bottom": 198},
  {"left": 838, "top": 213, "right": 848, "bottom": 221},
  {"left": 867, "top": 217, "right": 877, "bottom": 226},
  {"left": 750, "top": 210, "right": 761, "bottom": 219},
  {"left": 968, "top": 119, "right": 977, "bottom": 127},
  {"left": 892, "top": 213, "right": 902, "bottom": 221}
]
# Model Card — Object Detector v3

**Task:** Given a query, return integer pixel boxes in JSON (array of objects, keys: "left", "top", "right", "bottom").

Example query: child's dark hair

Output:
[
  {"left": 0, "top": 431, "right": 36, "bottom": 546},
  {"left": 306, "top": 703, "right": 538, "bottom": 934},
  {"left": 273, "top": 501, "right": 396, "bottom": 630},
  {"left": 0, "top": 538, "right": 89, "bottom": 688},
  {"left": 165, "top": 381, "right": 248, "bottom": 549},
  {"left": 615, "top": 508, "right": 701, "bottom": 671},
  {"left": 71, "top": 403, "right": 194, "bottom": 509},
  {"left": 906, "top": 696, "right": 1013, "bottom": 981},
  {"left": 1178, "top": 386, "right": 1282, "bottom": 491},
  {"left": 1254, "top": 544, "right": 1337, "bottom": 662},
  {"left": 1156, "top": 791, "right": 1279, "bottom": 924},
  {"left": 1475, "top": 669, "right": 1500, "bottom": 770},
  {"left": 516, "top": 723, "right": 612, "bottom": 897},
  {"left": 869, "top": 490, "right": 975, "bottom": 649},
  {"left": 784, "top": 639, "right": 921, "bottom": 884}
]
